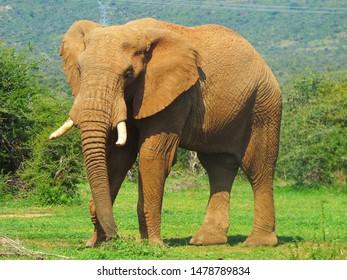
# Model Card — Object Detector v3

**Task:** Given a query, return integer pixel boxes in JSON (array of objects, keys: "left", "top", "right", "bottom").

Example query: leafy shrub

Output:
[
  {"left": 278, "top": 73, "right": 347, "bottom": 185},
  {"left": 0, "top": 43, "right": 43, "bottom": 173},
  {"left": 20, "top": 124, "right": 85, "bottom": 205},
  {"left": 173, "top": 149, "right": 205, "bottom": 175},
  {"left": 0, "top": 172, "right": 12, "bottom": 200},
  {"left": 0, "top": 43, "right": 85, "bottom": 204}
]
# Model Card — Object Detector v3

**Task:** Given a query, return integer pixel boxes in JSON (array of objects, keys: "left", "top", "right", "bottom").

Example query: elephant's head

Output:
[{"left": 50, "top": 20, "right": 201, "bottom": 239}]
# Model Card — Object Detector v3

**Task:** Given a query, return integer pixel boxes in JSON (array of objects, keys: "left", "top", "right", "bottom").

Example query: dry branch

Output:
[{"left": 0, "top": 236, "right": 70, "bottom": 259}]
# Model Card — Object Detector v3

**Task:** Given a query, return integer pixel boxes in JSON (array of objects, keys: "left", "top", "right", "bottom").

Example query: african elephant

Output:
[{"left": 50, "top": 18, "right": 282, "bottom": 247}]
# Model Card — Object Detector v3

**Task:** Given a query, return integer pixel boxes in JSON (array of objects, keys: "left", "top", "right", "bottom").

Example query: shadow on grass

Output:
[
  {"left": 164, "top": 235, "right": 303, "bottom": 247},
  {"left": 278, "top": 235, "right": 304, "bottom": 245},
  {"left": 164, "top": 235, "right": 247, "bottom": 247}
]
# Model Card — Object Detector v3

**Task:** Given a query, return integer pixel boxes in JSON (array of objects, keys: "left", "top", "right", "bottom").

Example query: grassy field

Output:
[{"left": 0, "top": 176, "right": 346, "bottom": 260}]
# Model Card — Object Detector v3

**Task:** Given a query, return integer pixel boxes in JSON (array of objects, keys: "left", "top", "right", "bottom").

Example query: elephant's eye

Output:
[{"left": 124, "top": 67, "right": 134, "bottom": 79}]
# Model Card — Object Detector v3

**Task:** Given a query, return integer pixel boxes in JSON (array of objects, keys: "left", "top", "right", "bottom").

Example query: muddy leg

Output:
[{"left": 190, "top": 153, "right": 239, "bottom": 245}]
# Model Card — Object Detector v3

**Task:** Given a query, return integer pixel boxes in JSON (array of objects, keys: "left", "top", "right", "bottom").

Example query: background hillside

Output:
[{"left": 1, "top": 0, "right": 346, "bottom": 86}]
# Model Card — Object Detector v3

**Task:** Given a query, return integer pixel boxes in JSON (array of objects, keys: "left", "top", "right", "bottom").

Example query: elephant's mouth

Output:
[{"left": 49, "top": 117, "right": 127, "bottom": 146}]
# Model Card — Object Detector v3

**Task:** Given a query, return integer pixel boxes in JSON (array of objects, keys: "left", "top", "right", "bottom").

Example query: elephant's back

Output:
[
  {"left": 127, "top": 18, "right": 263, "bottom": 72},
  {"left": 174, "top": 24, "right": 279, "bottom": 153},
  {"left": 168, "top": 22, "right": 266, "bottom": 100}
]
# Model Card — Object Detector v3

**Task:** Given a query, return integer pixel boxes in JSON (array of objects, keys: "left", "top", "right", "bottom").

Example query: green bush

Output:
[
  {"left": 20, "top": 122, "right": 85, "bottom": 205},
  {"left": 0, "top": 43, "right": 43, "bottom": 173},
  {"left": 0, "top": 172, "right": 12, "bottom": 200},
  {"left": 0, "top": 43, "right": 85, "bottom": 204},
  {"left": 278, "top": 73, "right": 347, "bottom": 185}
]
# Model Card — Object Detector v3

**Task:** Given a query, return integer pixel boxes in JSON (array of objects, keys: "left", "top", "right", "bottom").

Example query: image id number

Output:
[{"left": 191, "top": 266, "right": 250, "bottom": 276}]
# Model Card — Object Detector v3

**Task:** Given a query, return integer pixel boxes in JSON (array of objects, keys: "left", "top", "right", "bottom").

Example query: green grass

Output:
[{"left": 0, "top": 176, "right": 346, "bottom": 260}]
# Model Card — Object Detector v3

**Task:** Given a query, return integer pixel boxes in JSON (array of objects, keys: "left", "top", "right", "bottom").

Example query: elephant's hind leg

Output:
[
  {"left": 241, "top": 124, "right": 279, "bottom": 247},
  {"left": 190, "top": 153, "right": 239, "bottom": 246}
]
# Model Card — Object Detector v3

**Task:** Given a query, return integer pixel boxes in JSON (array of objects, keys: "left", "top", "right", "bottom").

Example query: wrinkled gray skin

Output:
[{"left": 52, "top": 18, "right": 282, "bottom": 247}]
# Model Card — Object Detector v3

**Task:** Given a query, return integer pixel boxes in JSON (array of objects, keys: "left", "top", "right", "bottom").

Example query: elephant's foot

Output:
[
  {"left": 85, "top": 231, "right": 107, "bottom": 248},
  {"left": 149, "top": 238, "right": 165, "bottom": 247},
  {"left": 189, "top": 228, "right": 227, "bottom": 246},
  {"left": 243, "top": 232, "right": 278, "bottom": 247},
  {"left": 138, "top": 232, "right": 165, "bottom": 247}
]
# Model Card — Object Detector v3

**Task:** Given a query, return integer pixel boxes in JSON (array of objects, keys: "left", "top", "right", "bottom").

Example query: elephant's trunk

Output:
[
  {"left": 49, "top": 71, "right": 128, "bottom": 238},
  {"left": 76, "top": 78, "right": 127, "bottom": 239},
  {"left": 80, "top": 116, "right": 116, "bottom": 239}
]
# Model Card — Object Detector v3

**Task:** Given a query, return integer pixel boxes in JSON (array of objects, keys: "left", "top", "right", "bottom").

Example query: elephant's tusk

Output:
[
  {"left": 115, "top": 121, "right": 127, "bottom": 146},
  {"left": 49, "top": 118, "right": 74, "bottom": 140}
]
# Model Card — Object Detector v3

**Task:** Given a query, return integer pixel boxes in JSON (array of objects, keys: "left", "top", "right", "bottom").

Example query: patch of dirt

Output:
[
  {"left": 337, "top": 32, "right": 347, "bottom": 37},
  {"left": 0, "top": 214, "right": 53, "bottom": 218},
  {"left": 279, "top": 40, "right": 296, "bottom": 47}
]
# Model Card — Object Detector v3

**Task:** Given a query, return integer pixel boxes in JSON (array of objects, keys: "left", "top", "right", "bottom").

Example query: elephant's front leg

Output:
[
  {"left": 86, "top": 127, "right": 138, "bottom": 247},
  {"left": 86, "top": 164, "right": 132, "bottom": 248},
  {"left": 137, "top": 135, "right": 179, "bottom": 246}
]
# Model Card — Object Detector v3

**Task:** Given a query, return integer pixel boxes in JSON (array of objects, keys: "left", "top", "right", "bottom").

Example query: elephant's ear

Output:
[
  {"left": 133, "top": 29, "right": 202, "bottom": 119},
  {"left": 60, "top": 20, "right": 102, "bottom": 97}
]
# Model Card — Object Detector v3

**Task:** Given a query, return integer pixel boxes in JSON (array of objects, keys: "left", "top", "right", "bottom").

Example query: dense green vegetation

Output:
[
  {"left": 0, "top": 178, "right": 346, "bottom": 259},
  {"left": 278, "top": 73, "right": 347, "bottom": 186},
  {"left": 0, "top": 44, "right": 85, "bottom": 204},
  {"left": 0, "top": 44, "right": 41, "bottom": 174}
]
